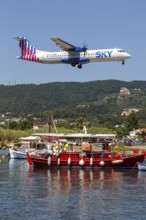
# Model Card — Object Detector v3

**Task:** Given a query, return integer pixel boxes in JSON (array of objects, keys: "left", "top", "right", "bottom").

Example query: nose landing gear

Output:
[{"left": 122, "top": 60, "right": 125, "bottom": 65}]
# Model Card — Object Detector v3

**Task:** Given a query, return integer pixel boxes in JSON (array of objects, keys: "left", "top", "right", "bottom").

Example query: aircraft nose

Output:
[{"left": 126, "top": 53, "right": 131, "bottom": 59}]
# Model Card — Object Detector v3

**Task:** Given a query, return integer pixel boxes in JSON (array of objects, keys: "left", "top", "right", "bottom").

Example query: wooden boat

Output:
[
  {"left": 26, "top": 151, "right": 145, "bottom": 169},
  {"left": 9, "top": 148, "right": 28, "bottom": 159},
  {"left": 9, "top": 136, "right": 49, "bottom": 159},
  {"left": 137, "top": 162, "right": 146, "bottom": 171}
]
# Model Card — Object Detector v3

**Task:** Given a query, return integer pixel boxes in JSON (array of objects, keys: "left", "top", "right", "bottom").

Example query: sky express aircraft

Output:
[{"left": 14, "top": 37, "right": 131, "bottom": 69}]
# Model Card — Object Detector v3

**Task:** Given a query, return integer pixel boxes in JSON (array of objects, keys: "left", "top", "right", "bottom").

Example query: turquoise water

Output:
[{"left": 0, "top": 155, "right": 146, "bottom": 220}]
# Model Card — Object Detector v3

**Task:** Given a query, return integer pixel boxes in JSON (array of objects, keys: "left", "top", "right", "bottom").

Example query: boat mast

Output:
[
  {"left": 51, "top": 114, "right": 58, "bottom": 134},
  {"left": 48, "top": 114, "right": 58, "bottom": 134}
]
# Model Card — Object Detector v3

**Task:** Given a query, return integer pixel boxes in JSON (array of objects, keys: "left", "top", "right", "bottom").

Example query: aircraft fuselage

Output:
[{"left": 35, "top": 48, "right": 131, "bottom": 65}]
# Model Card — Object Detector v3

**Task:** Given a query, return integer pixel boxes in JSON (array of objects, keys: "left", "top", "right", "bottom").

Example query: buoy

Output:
[
  {"left": 114, "top": 153, "right": 121, "bottom": 160},
  {"left": 68, "top": 157, "right": 71, "bottom": 165},
  {"left": 100, "top": 161, "right": 105, "bottom": 166},
  {"left": 90, "top": 157, "right": 93, "bottom": 166},
  {"left": 79, "top": 158, "right": 85, "bottom": 166},
  {"left": 57, "top": 157, "right": 60, "bottom": 165},
  {"left": 48, "top": 156, "right": 51, "bottom": 166}
]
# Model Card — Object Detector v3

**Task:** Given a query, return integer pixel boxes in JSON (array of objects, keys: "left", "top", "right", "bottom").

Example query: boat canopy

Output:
[{"left": 19, "top": 136, "right": 41, "bottom": 141}]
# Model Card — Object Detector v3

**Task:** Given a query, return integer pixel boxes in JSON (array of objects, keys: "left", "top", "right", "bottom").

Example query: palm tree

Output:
[{"left": 76, "top": 117, "right": 84, "bottom": 130}]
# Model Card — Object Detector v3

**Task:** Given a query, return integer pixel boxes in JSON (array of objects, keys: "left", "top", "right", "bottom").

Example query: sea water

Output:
[{"left": 0, "top": 154, "right": 146, "bottom": 220}]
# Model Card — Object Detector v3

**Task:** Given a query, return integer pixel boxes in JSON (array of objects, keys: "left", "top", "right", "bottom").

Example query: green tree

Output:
[
  {"left": 9, "top": 121, "right": 18, "bottom": 130},
  {"left": 125, "top": 112, "right": 139, "bottom": 132},
  {"left": 76, "top": 117, "right": 84, "bottom": 130},
  {"left": 116, "top": 127, "right": 129, "bottom": 138}
]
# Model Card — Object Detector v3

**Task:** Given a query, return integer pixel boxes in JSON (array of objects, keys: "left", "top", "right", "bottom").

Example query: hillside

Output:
[{"left": 1, "top": 80, "right": 146, "bottom": 117}]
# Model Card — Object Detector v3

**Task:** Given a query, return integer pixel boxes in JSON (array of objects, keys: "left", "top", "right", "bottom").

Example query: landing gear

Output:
[
  {"left": 122, "top": 60, "right": 125, "bottom": 65},
  {"left": 71, "top": 63, "right": 82, "bottom": 69},
  {"left": 78, "top": 64, "right": 82, "bottom": 69}
]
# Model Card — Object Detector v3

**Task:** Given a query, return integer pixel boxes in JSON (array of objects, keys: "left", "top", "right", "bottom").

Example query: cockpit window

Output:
[{"left": 118, "top": 49, "right": 125, "bottom": 52}]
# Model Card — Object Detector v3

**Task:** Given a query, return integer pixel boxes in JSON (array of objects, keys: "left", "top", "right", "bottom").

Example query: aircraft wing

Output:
[{"left": 51, "top": 38, "right": 75, "bottom": 51}]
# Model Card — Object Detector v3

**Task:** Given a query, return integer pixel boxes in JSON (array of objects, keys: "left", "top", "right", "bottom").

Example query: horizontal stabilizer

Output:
[{"left": 13, "top": 36, "right": 30, "bottom": 42}]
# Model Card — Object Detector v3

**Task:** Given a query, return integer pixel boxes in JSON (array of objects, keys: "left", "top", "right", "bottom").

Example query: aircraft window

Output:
[{"left": 118, "top": 49, "right": 125, "bottom": 52}]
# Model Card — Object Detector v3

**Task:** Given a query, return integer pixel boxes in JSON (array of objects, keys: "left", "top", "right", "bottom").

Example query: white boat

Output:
[
  {"left": 9, "top": 148, "right": 28, "bottom": 159},
  {"left": 9, "top": 136, "right": 46, "bottom": 159},
  {"left": 137, "top": 162, "right": 146, "bottom": 171}
]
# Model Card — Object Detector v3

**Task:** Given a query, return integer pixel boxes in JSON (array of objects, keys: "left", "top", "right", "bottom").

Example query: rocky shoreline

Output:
[{"left": 0, "top": 146, "right": 10, "bottom": 150}]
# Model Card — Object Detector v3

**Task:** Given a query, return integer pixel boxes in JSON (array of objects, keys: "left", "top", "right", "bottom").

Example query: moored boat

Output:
[
  {"left": 9, "top": 148, "right": 28, "bottom": 159},
  {"left": 26, "top": 151, "right": 145, "bottom": 169},
  {"left": 9, "top": 136, "right": 48, "bottom": 159}
]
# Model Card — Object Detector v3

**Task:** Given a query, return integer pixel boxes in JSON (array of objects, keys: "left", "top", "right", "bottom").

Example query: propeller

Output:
[{"left": 82, "top": 43, "right": 88, "bottom": 56}]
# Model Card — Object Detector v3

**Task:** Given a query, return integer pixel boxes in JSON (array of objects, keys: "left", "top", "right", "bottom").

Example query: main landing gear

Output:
[
  {"left": 78, "top": 64, "right": 82, "bottom": 69},
  {"left": 71, "top": 63, "right": 82, "bottom": 69}
]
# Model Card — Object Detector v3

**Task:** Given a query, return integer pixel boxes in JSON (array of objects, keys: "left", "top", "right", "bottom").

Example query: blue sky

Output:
[{"left": 1, "top": 0, "right": 146, "bottom": 85}]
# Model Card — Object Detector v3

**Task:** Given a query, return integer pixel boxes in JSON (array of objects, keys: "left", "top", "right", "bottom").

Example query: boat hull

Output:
[
  {"left": 27, "top": 152, "right": 145, "bottom": 169},
  {"left": 9, "top": 149, "right": 26, "bottom": 159}
]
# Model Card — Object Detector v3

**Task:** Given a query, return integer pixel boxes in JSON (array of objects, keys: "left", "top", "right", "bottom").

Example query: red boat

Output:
[{"left": 26, "top": 151, "right": 145, "bottom": 169}]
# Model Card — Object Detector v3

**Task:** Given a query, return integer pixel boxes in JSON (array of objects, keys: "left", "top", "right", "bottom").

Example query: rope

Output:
[
  {"left": 8, "top": 160, "right": 28, "bottom": 170},
  {"left": 129, "top": 163, "right": 138, "bottom": 175}
]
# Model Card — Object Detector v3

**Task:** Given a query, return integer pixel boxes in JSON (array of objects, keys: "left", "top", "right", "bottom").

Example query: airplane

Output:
[{"left": 14, "top": 36, "right": 131, "bottom": 69}]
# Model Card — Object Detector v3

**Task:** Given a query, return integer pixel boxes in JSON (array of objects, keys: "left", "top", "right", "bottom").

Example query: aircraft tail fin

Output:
[{"left": 14, "top": 36, "right": 42, "bottom": 63}]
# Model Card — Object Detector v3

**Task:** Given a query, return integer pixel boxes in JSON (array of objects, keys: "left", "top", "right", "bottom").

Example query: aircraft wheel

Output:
[
  {"left": 78, "top": 64, "right": 82, "bottom": 69},
  {"left": 71, "top": 63, "right": 76, "bottom": 67},
  {"left": 122, "top": 60, "right": 125, "bottom": 65}
]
